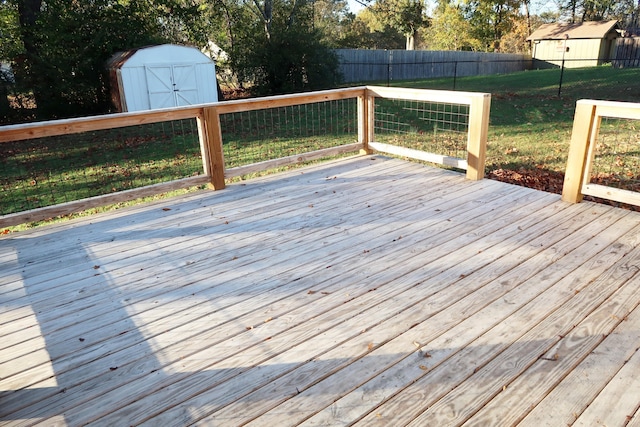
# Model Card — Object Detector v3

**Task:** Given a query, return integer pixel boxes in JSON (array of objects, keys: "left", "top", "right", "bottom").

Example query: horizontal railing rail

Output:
[
  {"left": 0, "top": 86, "right": 491, "bottom": 228},
  {"left": 562, "top": 99, "right": 640, "bottom": 206}
]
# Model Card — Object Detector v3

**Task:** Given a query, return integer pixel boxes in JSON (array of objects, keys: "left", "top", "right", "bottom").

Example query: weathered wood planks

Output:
[{"left": 2, "top": 155, "right": 640, "bottom": 426}]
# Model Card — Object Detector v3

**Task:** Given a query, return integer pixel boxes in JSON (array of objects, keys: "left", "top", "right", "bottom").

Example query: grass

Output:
[
  {"left": 3, "top": 65, "right": 640, "bottom": 231},
  {"left": 388, "top": 65, "right": 640, "bottom": 176}
]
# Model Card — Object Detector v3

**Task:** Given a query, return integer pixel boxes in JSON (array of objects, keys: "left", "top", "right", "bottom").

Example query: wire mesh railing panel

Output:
[
  {"left": 0, "top": 119, "right": 202, "bottom": 215},
  {"left": 373, "top": 98, "right": 470, "bottom": 161},
  {"left": 220, "top": 98, "right": 358, "bottom": 169},
  {"left": 589, "top": 117, "right": 640, "bottom": 192}
]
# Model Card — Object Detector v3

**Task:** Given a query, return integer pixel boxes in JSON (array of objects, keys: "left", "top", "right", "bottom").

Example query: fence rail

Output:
[
  {"left": 0, "top": 86, "right": 491, "bottom": 228},
  {"left": 562, "top": 99, "right": 640, "bottom": 206}
]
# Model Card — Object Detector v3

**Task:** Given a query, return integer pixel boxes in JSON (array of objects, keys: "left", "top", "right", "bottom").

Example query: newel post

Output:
[
  {"left": 358, "top": 88, "right": 374, "bottom": 155},
  {"left": 562, "top": 101, "right": 598, "bottom": 203},
  {"left": 198, "top": 106, "right": 226, "bottom": 190},
  {"left": 466, "top": 93, "right": 491, "bottom": 180}
]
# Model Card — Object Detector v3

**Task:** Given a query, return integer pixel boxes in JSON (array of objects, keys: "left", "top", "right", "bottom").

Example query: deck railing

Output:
[
  {"left": 0, "top": 86, "right": 491, "bottom": 227},
  {"left": 562, "top": 99, "right": 640, "bottom": 206}
]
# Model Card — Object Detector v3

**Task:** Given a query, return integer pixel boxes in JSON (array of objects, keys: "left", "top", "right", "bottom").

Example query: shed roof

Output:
[{"left": 526, "top": 20, "right": 619, "bottom": 41}]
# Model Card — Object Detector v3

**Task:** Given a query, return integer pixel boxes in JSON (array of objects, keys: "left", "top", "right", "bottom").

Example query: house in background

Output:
[
  {"left": 107, "top": 44, "right": 219, "bottom": 113},
  {"left": 527, "top": 20, "right": 620, "bottom": 68}
]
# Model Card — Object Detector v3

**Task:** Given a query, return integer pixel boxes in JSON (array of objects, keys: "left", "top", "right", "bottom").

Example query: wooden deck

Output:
[{"left": 2, "top": 155, "right": 640, "bottom": 426}]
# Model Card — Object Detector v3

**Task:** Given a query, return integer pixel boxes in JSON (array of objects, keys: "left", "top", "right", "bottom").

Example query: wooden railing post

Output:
[
  {"left": 358, "top": 89, "right": 374, "bottom": 155},
  {"left": 466, "top": 93, "right": 491, "bottom": 180},
  {"left": 562, "top": 100, "right": 597, "bottom": 203},
  {"left": 199, "top": 106, "right": 226, "bottom": 190}
]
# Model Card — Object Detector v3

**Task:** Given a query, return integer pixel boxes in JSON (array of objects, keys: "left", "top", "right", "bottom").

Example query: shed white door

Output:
[{"left": 145, "top": 64, "right": 199, "bottom": 109}]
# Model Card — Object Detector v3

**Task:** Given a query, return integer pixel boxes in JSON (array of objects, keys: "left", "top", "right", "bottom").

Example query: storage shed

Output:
[
  {"left": 527, "top": 20, "right": 620, "bottom": 68},
  {"left": 108, "top": 44, "right": 218, "bottom": 112}
]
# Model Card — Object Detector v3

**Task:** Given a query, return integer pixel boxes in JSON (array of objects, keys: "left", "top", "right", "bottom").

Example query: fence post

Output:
[
  {"left": 358, "top": 88, "right": 374, "bottom": 154},
  {"left": 199, "top": 106, "right": 226, "bottom": 190},
  {"left": 561, "top": 101, "right": 597, "bottom": 203},
  {"left": 466, "top": 94, "right": 491, "bottom": 180}
]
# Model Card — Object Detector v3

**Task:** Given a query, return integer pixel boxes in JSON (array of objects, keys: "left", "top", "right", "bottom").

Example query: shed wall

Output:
[
  {"left": 110, "top": 45, "right": 218, "bottom": 112},
  {"left": 531, "top": 38, "right": 616, "bottom": 68}
]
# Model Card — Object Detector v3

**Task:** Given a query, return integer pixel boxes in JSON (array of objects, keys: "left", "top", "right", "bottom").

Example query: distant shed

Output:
[
  {"left": 527, "top": 20, "right": 620, "bottom": 68},
  {"left": 107, "top": 44, "right": 218, "bottom": 112}
]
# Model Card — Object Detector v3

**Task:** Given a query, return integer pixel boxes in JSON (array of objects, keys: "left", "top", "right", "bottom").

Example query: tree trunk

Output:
[{"left": 406, "top": 32, "right": 415, "bottom": 50}]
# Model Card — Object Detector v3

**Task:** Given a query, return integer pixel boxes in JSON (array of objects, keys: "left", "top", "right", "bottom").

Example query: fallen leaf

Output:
[
  {"left": 264, "top": 317, "right": 273, "bottom": 323},
  {"left": 367, "top": 342, "right": 374, "bottom": 351},
  {"left": 308, "top": 290, "right": 316, "bottom": 294},
  {"left": 162, "top": 208, "right": 171, "bottom": 211},
  {"left": 93, "top": 265, "right": 100, "bottom": 269},
  {"left": 419, "top": 365, "right": 428, "bottom": 371}
]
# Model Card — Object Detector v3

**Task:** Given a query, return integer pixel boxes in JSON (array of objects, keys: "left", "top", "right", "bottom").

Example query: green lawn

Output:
[
  {"left": 387, "top": 65, "right": 640, "bottom": 175},
  {"left": 3, "top": 65, "right": 639, "bottom": 230}
]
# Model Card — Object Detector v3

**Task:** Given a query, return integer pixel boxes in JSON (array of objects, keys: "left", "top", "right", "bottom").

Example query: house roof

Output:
[{"left": 526, "top": 20, "right": 619, "bottom": 41}]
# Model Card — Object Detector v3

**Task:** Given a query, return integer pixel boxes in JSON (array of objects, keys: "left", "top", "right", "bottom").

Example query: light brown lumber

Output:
[
  {"left": 463, "top": 238, "right": 640, "bottom": 426},
  {"left": 352, "top": 206, "right": 638, "bottom": 426},
  {"left": 248, "top": 204, "right": 629, "bottom": 426},
  {"left": 125, "top": 201, "right": 570, "bottom": 426},
  {"left": 0, "top": 158, "right": 413, "bottom": 312},
  {"left": 562, "top": 100, "right": 597, "bottom": 203},
  {"left": 0, "top": 166, "right": 516, "bottom": 416},
  {"left": 402, "top": 229, "right": 640, "bottom": 427},
  {"left": 0, "top": 160, "right": 448, "bottom": 334},
  {"left": 517, "top": 303, "right": 640, "bottom": 426},
  {"left": 225, "top": 143, "right": 362, "bottom": 179},
  {"left": 0, "top": 158, "right": 416, "bottom": 310},
  {"left": 571, "top": 307, "right": 640, "bottom": 427},
  {"left": 139, "top": 192, "right": 578, "bottom": 425},
  {"left": 0, "top": 155, "right": 378, "bottom": 275},
  {"left": 369, "top": 142, "right": 467, "bottom": 169},
  {"left": 0, "top": 176, "right": 210, "bottom": 228},
  {"left": 583, "top": 183, "right": 640, "bottom": 208},
  {"left": 0, "top": 164, "right": 460, "bottom": 392},
  {"left": 299, "top": 207, "right": 640, "bottom": 427},
  {"left": 221, "top": 204, "right": 611, "bottom": 426},
  {"left": 25, "top": 178, "right": 550, "bottom": 424},
  {"left": 0, "top": 106, "right": 203, "bottom": 143}
]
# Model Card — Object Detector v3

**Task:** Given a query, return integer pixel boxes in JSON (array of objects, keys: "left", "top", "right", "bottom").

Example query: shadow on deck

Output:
[{"left": 2, "top": 155, "right": 640, "bottom": 426}]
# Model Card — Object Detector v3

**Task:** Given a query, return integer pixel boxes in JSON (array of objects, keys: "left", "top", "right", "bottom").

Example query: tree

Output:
[
  {"left": 464, "top": 0, "right": 521, "bottom": 51},
  {"left": 5, "top": 0, "right": 209, "bottom": 120},
  {"left": 556, "top": 0, "right": 635, "bottom": 22},
  {"left": 213, "top": 0, "right": 342, "bottom": 95},
  {"left": 423, "top": 1, "right": 482, "bottom": 50},
  {"left": 372, "top": 0, "right": 427, "bottom": 49},
  {"left": 334, "top": 7, "right": 406, "bottom": 48}
]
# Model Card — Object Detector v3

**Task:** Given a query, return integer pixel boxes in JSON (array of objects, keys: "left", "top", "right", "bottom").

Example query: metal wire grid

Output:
[
  {"left": 373, "top": 98, "right": 470, "bottom": 160},
  {"left": 0, "top": 119, "right": 201, "bottom": 216},
  {"left": 219, "top": 98, "right": 358, "bottom": 169},
  {"left": 589, "top": 117, "right": 640, "bottom": 192}
]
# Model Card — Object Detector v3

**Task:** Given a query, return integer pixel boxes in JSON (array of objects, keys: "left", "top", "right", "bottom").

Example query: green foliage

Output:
[
  {"left": 463, "top": 0, "right": 522, "bottom": 51},
  {"left": 371, "top": 0, "right": 427, "bottom": 49},
  {"left": 220, "top": 0, "right": 342, "bottom": 95},
  {"left": 5, "top": 0, "right": 210, "bottom": 121},
  {"left": 333, "top": 7, "right": 405, "bottom": 48},
  {"left": 423, "top": 3, "right": 482, "bottom": 51}
]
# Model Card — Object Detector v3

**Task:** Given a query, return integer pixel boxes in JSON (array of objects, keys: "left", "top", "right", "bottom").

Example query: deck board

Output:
[{"left": 2, "top": 155, "right": 640, "bottom": 426}]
